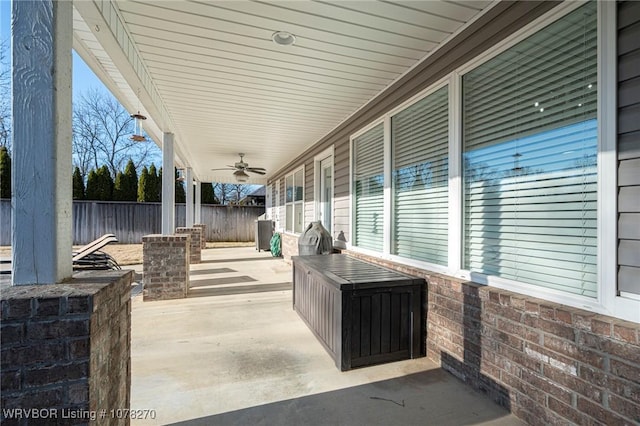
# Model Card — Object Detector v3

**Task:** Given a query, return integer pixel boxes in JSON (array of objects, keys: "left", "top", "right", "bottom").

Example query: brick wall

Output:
[
  {"left": 0, "top": 270, "right": 133, "bottom": 425},
  {"left": 175, "top": 227, "right": 202, "bottom": 264},
  {"left": 344, "top": 251, "right": 640, "bottom": 425},
  {"left": 85, "top": 271, "right": 132, "bottom": 419},
  {"left": 193, "top": 224, "right": 207, "bottom": 249},
  {"left": 281, "top": 233, "right": 299, "bottom": 260},
  {"left": 142, "top": 234, "right": 190, "bottom": 301}
]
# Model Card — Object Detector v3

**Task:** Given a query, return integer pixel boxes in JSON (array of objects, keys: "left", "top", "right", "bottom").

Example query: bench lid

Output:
[{"left": 293, "top": 254, "right": 424, "bottom": 290}]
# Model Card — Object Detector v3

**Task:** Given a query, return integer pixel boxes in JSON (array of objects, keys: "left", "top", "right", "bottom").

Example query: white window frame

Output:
[
  {"left": 277, "top": 178, "right": 284, "bottom": 233},
  {"left": 268, "top": 181, "right": 282, "bottom": 232},
  {"left": 387, "top": 80, "right": 451, "bottom": 273},
  {"left": 349, "top": 79, "right": 452, "bottom": 275},
  {"left": 349, "top": 118, "right": 385, "bottom": 258},
  {"left": 266, "top": 182, "right": 272, "bottom": 218},
  {"left": 285, "top": 166, "right": 305, "bottom": 235},
  {"left": 314, "top": 146, "right": 335, "bottom": 235},
  {"left": 345, "top": 1, "right": 637, "bottom": 323},
  {"left": 598, "top": 1, "right": 637, "bottom": 322},
  {"left": 454, "top": 0, "right": 637, "bottom": 322}
]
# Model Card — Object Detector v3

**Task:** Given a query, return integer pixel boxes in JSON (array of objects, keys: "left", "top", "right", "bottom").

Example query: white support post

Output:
[
  {"left": 383, "top": 115, "right": 392, "bottom": 257},
  {"left": 12, "top": 0, "right": 73, "bottom": 285},
  {"left": 185, "top": 168, "right": 194, "bottom": 227},
  {"left": 448, "top": 72, "right": 462, "bottom": 276},
  {"left": 195, "top": 181, "right": 202, "bottom": 224},
  {"left": 162, "top": 133, "right": 175, "bottom": 234}
]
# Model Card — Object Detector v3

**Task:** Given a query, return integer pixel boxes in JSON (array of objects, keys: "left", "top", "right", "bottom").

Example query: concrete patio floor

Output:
[{"left": 131, "top": 246, "right": 525, "bottom": 426}]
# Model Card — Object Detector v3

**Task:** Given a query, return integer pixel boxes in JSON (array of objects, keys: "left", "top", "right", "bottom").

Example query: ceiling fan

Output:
[{"left": 211, "top": 153, "right": 266, "bottom": 182}]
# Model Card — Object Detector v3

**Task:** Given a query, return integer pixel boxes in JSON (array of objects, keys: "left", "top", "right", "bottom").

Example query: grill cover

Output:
[{"left": 298, "top": 221, "right": 332, "bottom": 255}]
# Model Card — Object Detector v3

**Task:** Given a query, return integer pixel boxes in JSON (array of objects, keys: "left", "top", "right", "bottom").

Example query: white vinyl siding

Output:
[
  {"left": 353, "top": 124, "right": 385, "bottom": 252},
  {"left": 462, "top": 2, "right": 598, "bottom": 297},
  {"left": 392, "top": 86, "right": 449, "bottom": 265}
]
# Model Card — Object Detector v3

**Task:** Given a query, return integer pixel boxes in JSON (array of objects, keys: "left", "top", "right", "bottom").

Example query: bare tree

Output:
[
  {"left": 72, "top": 97, "right": 100, "bottom": 178},
  {"left": 212, "top": 182, "right": 252, "bottom": 205},
  {"left": 212, "top": 182, "right": 231, "bottom": 205},
  {"left": 0, "top": 39, "right": 10, "bottom": 150},
  {"left": 73, "top": 88, "right": 160, "bottom": 179},
  {"left": 229, "top": 183, "right": 250, "bottom": 204}
]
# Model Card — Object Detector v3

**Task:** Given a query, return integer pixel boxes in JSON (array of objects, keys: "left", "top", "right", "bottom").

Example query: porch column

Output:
[
  {"left": 195, "top": 180, "right": 202, "bottom": 224},
  {"left": 162, "top": 132, "right": 175, "bottom": 234},
  {"left": 185, "top": 167, "right": 194, "bottom": 227},
  {"left": 12, "top": 0, "right": 72, "bottom": 285}
]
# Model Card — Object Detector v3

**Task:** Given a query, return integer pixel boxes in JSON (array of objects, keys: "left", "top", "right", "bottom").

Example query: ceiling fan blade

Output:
[
  {"left": 211, "top": 167, "right": 234, "bottom": 171},
  {"left": 246, "top": 167, "right": 266, "bottom": 172},
  {"left": 246, "top": 169, "right": 266, "bottom": 175}
]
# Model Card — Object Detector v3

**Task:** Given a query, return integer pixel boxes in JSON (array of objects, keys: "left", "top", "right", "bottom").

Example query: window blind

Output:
[
  {"left": 285, "top": 175, "right": 294, "bottom": 232},
  {"left": 353, "top": 124, "right": 384, "bottom": 252},
  {"left": 294, "top": 169, "right": 304, "bottom": 233},
  {"left": 392, "top": 86, "right": 449, "bottom": 265},
  {"left": 463, "top": 2, "right": 598, "bottom": 297}
]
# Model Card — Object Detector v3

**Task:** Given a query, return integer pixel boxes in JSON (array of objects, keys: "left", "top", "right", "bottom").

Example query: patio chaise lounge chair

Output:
[
  {"left": 0, "top": 234, "right": 121, "bottom": 274},
  {"left": 72, "top": 234, "right": 121, "bottom": 270}
]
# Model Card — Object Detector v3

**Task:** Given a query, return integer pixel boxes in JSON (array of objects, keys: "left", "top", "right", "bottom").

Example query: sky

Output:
[
  {"left": 1, "top": 1, "right": 163, "bottom": 169},
  {"left": 1, "top": 0, "right": 109, "bottom": 99},
  {"left": 1, "top": 2, "right": 253, "bottom": 187}
]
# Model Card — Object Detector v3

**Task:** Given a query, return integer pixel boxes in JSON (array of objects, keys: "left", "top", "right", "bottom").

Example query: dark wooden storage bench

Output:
[{"left": 292, "top": 254, "right": 425, "bottom": 371}]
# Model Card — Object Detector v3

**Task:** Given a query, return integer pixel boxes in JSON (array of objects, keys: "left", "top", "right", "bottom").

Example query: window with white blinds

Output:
[
  {"left": 462, "top": 2, "right": 598, "bottom": 297},
  {"left": 353, "top": 124, "right": 384, "bottom": 252},
  {"left": 285, "top": 168, "right": 304, "bottom": 233},
  {"left": 392, "top": 86, "right": 449, "bottom": 265}
]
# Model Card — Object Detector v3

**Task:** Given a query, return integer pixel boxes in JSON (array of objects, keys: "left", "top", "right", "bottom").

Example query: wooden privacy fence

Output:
[{"left": 0, "top": 199, "right": 264, "bottom": 245}]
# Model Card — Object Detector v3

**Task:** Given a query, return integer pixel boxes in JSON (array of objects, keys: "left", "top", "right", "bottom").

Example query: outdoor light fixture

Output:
[
  {"left": 234, "top": 170, "right": 249, "bottom": 183},
  {"left": 130, "top": 88, "right": 147, "bottom": 142},
  {"left": 130, "top": 111, "right": 147, "bottom": 142},
  {"left": 272, "top": 31, "right": 296, "bottom": 46}
]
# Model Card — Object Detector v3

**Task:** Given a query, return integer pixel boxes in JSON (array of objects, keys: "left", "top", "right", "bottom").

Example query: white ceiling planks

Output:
[{"left": 74, "top": 0, "right": 493, "bottom": 184}]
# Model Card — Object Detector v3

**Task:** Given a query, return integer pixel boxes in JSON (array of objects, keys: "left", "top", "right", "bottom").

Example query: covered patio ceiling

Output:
[{"left": 72, "top": 0, "right": 492, "bottom": 184}]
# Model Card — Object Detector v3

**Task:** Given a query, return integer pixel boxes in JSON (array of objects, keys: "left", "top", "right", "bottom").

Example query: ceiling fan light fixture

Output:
[
  {"left": 272, "top": 31, "right": 296, "bottom": 46},
  {"left": 234, "top": 169, "right": 249, "bottom": 183}
]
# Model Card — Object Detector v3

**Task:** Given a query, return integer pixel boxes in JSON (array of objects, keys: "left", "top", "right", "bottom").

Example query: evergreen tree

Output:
[
  {"left": 158, "top": 167, "right": 163, "bottom": 202},
  {"left": 201, "top": 182, "right": 217, "bottom": 204},
  {"left": 125, "top": 160, "right": 138, "bottom": 200},
  {"left": 148, "top": 163, "right": 160, "bottom": 202},
  {"left": 85, "top": 166, "right": 111, "bottom": 200},
  {"left": 96, "top": 165, "right": 114, "bottom": 200},
  {"left": 114, "top": 159, "right": 138, "bottom": 201},
  {"left": 72, "top": 167, "right": 85, "bottom": 200},
  {"left": 138, "top": 166, "right": 149, "bottom": 202},
  {"left": 113, "top": 171, "right": 126, "bottom": 201},
  {"left": 0, "top": 146, "right": 10, "bottom": 198},
  {"left": 176, "top": 179, "right": 186, "bottom": 203},
  {"left": 85, "top": 169, "right": 99, "bottom": 200},
  {"left": 175, "top": 168, "right": 186, "bottom": 203}
]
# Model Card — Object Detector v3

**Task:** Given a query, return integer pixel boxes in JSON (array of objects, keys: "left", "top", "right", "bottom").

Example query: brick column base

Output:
[
  {"left": 344, "top": 250, "right": 640, "bottom": 426},
  {"left": 0, "top": 270, "right": 133, "bottom": 426},
  {"left": 281, "top": 233, "right": 299, "bottom": 260},
  {"left": 142, "top": 234, "right": 190, "bottom": 301},
  {"left": 175, "top": 227, "right": 202, "bottom": 264},
  {"left": 193, "top": 224, "right": 207, "bottom": 249}
]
